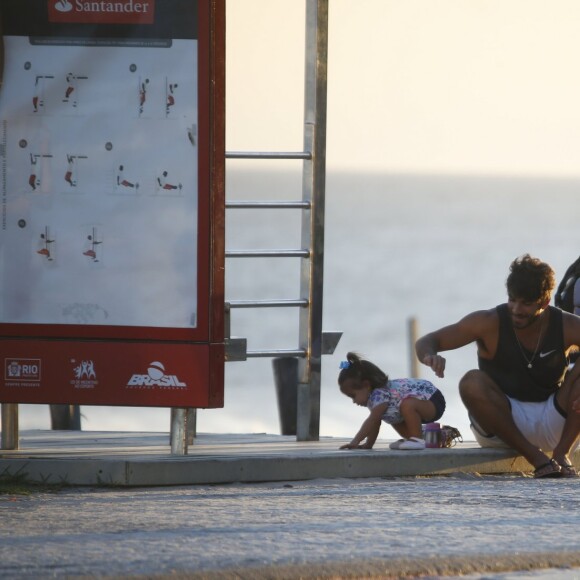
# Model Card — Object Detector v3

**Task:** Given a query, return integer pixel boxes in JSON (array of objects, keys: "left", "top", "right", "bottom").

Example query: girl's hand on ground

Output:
[{"left": 339, "top": 443, "right": 373, "bottom": 450}]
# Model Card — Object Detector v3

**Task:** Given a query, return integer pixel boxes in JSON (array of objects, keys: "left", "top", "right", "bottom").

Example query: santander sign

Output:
[{"left": 49, "top": 0, "right": 155, "bottom": 24}]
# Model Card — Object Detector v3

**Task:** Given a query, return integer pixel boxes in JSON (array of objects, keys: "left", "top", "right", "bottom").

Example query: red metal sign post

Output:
[{"left": 0, "top": 0, "right": 225, "bottom": 410}]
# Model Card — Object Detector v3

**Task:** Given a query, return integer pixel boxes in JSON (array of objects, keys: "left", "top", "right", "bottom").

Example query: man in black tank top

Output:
[{"left": 415, "top": 254, "right": 580, "bottom": 479}]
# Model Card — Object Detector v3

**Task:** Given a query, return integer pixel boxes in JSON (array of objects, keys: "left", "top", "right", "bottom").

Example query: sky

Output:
[{"left": 226, "top": 0, "right": 580, "bottom": 177}]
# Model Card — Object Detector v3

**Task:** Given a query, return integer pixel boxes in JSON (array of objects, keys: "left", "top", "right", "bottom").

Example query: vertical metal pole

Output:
[
  {"left": 170, "top": 408, "right": 188, "bottom": 455},
  {"left": 186, "top": 408, "right": 196, "bottom": 445},
  {"left": 1, "top": 404, "right": 19, "bottom": 450},
  {"left": 297, "top": 0, "right": 328, "bottom": 441},
  {"left": 408, "top": 317, "right": 420, "bottom": 378}
]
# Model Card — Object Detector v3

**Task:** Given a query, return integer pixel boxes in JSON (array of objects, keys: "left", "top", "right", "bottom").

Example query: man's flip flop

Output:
[
  {"left": 557, "top": 461, "right": 579, "bottom": 478},
  {"left": 533, "top": 459, "right": 562, "bottom": 479}
]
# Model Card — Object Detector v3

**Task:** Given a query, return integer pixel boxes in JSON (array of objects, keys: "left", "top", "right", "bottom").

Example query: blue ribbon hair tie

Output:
[{"left": 339, "top": 360, "right": 351, "bottom": 369}]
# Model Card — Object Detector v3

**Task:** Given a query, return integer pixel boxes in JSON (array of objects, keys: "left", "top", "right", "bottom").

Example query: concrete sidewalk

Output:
[
  {"left": 2, "top": 431, "right": 580, "bottom": 579},
  {"left": 1, "top": 430, "right": 578, "bottom": 486},
  {"left": 1, "top": 471, "right": 580, "bottom": 579}
]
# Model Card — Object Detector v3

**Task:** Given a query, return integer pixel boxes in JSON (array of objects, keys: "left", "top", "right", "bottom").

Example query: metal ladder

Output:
[{"left": 224, "top": 0, "right": 339, "bottom": 442}]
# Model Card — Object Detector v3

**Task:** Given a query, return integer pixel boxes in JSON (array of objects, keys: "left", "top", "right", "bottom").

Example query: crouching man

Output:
[{"left": 415, "top": 254, "right": 580, "bottom": 478}]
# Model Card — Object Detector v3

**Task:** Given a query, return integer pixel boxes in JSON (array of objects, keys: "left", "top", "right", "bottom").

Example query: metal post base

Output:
[
  {"left": 1, "top": 404, "right": 19, "bottom": 450},
  {"left": 169, "top": 408, "right": 197, "bottom": 455}
]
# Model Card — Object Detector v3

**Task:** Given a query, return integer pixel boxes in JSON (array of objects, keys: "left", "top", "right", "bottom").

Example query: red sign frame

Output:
[{"left": 0, "top": 0, "right": 225, "bottom": 408}]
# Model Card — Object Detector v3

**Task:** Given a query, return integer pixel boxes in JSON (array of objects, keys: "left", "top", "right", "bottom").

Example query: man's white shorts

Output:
[{"left": 470, "top": 393, "right": 579, "bottom": 452}]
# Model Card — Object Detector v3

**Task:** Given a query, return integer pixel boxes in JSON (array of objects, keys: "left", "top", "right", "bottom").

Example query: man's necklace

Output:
[{"left": 512, "top": 314, "right": 545, "bottom": 369}]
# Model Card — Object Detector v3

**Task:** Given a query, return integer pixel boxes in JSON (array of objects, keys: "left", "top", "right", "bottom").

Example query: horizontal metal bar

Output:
[
  {"left": 226, "top": 249, "right": 310, "bottom": 258},
  {"left": 226, "top": 151, "right": 312, "bottom": 160},
  {"left": 246, "top": 348, "right": 307, "bottom": 358},
  {"left": 228, "top": 299, "right": 308, "bottom": 309},
  {"left": 226, "top": 201, "right": 311, "bottom": 209}
]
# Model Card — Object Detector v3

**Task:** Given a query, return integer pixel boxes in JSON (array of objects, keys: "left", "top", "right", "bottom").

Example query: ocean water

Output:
[{"left": 12, "top": 169, "right": 580, "bottom": 442}]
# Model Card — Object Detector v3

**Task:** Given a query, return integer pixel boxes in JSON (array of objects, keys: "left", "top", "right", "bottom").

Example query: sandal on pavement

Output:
[
  {"left": 556, "top": 461, "right": 579, "bottom": 478},
  {"left": 533, "top": 459, "right": 562, "bottom": 479}
]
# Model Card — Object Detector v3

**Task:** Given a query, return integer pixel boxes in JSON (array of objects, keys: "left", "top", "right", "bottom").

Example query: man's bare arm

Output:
[{"left": 415, "top": 310, "right": 497, "bottom": 378}]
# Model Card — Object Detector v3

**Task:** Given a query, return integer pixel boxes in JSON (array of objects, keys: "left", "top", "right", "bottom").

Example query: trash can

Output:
[{"left": 272, "top": 357, "right": 298, "bottom": 436}]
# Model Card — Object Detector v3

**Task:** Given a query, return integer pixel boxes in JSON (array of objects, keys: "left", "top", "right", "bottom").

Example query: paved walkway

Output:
[
  {"left": 1, "top": 431, "right": 580, "bottom": 579},
  {"left": 2, "top": 430, "right": 579, "bottom": 486},
  {"left": 1, "top": 473, "right": 579, "bottom": 579}
]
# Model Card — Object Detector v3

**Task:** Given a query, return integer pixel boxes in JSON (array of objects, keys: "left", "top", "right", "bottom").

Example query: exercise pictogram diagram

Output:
[
  {"left": 62, "top": 72, "right": 88, "bottom": 108},
  {"left": 156, "top": 170, "right": 182, "bottom": 192},
  {"left": 166, "top": 80, "right": 178, "bottom": 117},
  {"left": 83, "top": 227, "right": 103, "bottom": 262},
  {"left": 37, "top": 226, "right": 55, "bottom": 261},
  {"left": 32, "top": 74, "right": 54, "bottom": 113},
  {"left": 1, "top": 32, "right": 200, "bottom": 329},
  {"left": 64, "top": 154, "right": 88, "bottom": 188},
  {"left": 138, "top": 77, "right": 150, "bottom": 116},
  {"left": 29, "top": 153, "right": 40, "bottom": 190},
  {"left": 116, "top": 164, "right": 139, "bottom": 191},
  {"left": 28, "top": 153, "right": 53, "bottom": 191}
]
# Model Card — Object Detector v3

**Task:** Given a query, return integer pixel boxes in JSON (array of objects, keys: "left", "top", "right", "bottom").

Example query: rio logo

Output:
[{"left": 5, "top": 359, "right": 42, "bottom": 381}]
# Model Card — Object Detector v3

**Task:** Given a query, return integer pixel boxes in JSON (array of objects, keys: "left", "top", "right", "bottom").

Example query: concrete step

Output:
[{"left": 0, "top": 430, "right": 577, "bottom": 486}]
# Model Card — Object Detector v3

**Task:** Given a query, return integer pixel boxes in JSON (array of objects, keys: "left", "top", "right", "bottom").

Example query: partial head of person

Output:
[
  {"left": 506, "top": 254, "right": 555, "bottom": 304},
  {"left": 506, "top": 254, "right": 555, "bottom": 327},
  {"left": 338, "top": 352, "right": 387, "bottom": 407}
]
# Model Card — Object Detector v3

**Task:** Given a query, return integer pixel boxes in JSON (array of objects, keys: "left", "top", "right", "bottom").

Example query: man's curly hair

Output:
[{"left": 506, "top": 254, "right": 555, "bottom": 304}]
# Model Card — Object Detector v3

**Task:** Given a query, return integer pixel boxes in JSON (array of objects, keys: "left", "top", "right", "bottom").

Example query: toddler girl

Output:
[{"left": 338, "top": 351, "right": 446, "bottom": 450}]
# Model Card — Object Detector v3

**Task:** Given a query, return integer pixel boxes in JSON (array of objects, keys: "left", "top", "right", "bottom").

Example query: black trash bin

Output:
[{"left": 272, "top": 357, "right": 298, "bottom": 436}]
